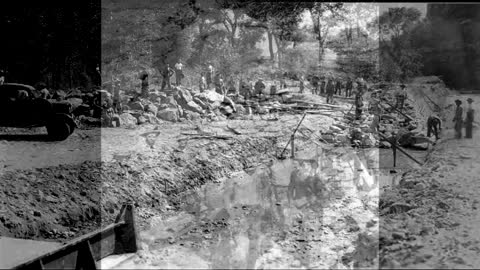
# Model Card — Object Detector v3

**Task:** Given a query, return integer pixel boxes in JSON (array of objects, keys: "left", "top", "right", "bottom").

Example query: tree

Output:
[
  {"left": 239, "top": 1, "right": 307, "bottom": 64},
  {"left": 377, "top": 7, "right": 422, "bottom": 41},
  {"left": 308, "top": 3, "right": 344, "bottom": 62},
  {"left": 341, "top": 3, "right": 378, "bottom": 46},
  {"left": 376, "top": 7, "right": 424, "bottom": 81}
]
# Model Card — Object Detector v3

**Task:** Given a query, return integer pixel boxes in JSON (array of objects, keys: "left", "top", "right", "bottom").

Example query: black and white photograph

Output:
[{"left": 1, "top": 1, "right": 480, "bottom": 269}]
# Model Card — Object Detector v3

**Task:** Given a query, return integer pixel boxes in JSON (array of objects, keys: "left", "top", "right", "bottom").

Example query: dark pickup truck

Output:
[{"left": 0, "top": 83, "right": 76, "bottom": 140}]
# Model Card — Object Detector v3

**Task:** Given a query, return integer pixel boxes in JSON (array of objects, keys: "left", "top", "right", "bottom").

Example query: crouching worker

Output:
[{"left": 427, "top": 114, "right": 442, "bottom": 140}]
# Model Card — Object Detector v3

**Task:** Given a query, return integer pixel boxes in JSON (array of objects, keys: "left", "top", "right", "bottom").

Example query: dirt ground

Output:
[
  {"left": 0, "top": 92, "right": 343, "bottom": 242},
  {"left": 380, "top": 93, "right": 480, "bottom": 269},
  {"left": 2, "top": 81, "right": 451, "bottom": 268}
]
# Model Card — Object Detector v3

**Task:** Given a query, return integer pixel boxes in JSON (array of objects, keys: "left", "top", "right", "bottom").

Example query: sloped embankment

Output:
[{"left": 0, "top": 136, "right": 277, "bottom": 241}]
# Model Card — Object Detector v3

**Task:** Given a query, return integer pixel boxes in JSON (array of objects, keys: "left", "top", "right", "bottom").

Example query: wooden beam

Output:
[{"left": 378, "top": 132, "right": 423, "bottom": 166}]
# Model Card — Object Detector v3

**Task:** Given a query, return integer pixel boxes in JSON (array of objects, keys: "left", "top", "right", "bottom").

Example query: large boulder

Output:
[
  {"left": 361, "top": 133, "right": 376, "bottom": 147},
  {"left": 144, "top": 113, "right": 160, "bottom": 124},
  {"left": 127, "top": 101, "right": 145, "bottom": 111},
  {"left": 193, "top": 97, "right": 209, "bottom": 110},
  {"left": 223, "top": 96, "right": 236, "bottom": 111},
  {"left": 219, "top": 105, "right": 234, "bottom": 115},
  {"left": 177, "top": 105, "right": 184, "bottom": 118},
  {"left": 66, "top": 98, "right": 84, "bottom": 110},
  {"left": 183, "top": 101, "right": 204, "bottom": 114},
  {"left": 194, "top": 90, "right": 224, "bottom": 104},
  {"left": 157, "top": 108, "right": 179, "bottom": 122},
  {"left": 336, "top": 133, "right": 350, "bottom": 144},
  {"left": 185, "top": 111, "right": 201, "bottom": 121},
  {"left": 149, "top": 92, "right": 166, "bottom": 102},
  {"left": 177, "top": 88, "right": 193, "bottom": 103},
  {"left": 210, "top": 101, "right": 222, "bottom": 110},
  {"left": 137, "top": 115, "right": 147, "bottom": 125},
  {"left": 235, "top": 104, "right": 246, "bottom": 115},
  {"left": 163, "top": 96, "right": 178, "bottom": 108},
  {"left": 329, "top": 125, "right": 342, "bottom": 133},
  {"left": 145, "top": 103, "right": 158, "bottom": 116},
  {"left": 119, "top": 113, "right": 138, "bottom": 128}
]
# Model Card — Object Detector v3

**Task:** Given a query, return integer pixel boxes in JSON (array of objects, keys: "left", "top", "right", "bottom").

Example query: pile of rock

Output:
[{"left": 111, "top": 87, "right": 243, "bottom": 127}]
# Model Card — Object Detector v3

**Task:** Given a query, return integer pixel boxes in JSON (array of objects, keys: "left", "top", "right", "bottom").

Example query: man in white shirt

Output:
[
  {"left": 0, "top": 69, "right": 5, "bottom": 85},
  {"left": 175, "top": 60, "right": 184, "bottom": 86}
]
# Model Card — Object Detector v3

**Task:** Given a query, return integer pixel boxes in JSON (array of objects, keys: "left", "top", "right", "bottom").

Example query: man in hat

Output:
[
  {"left": 299, "top": 75, "right": 305, "bottom": 94},
  {"left": 396, "top": 84, "right": 407, "bottom": 111},
  {"left": 345, "top": 77, "right": 353, "bottom": 97},
  {"left": 174, "top": 59, "right": 184, "bottom": 86},
  {"left": 140, "top": 72, "right": 149, "bottom": 98},
  {"left": 161, "top": 64, "right": 174, "bottom": 91},
  {"left": 320, "top": 78, "right": 326, "bottom": 95},
  {"left": 326, "top": 77, "right": 335, "bottom": 104},
  {"left": 206, "top": 64, "right": 214, "bottom": 88},
  {"left": 311, "top": 75, "right": 319, "bottom": 95},
  {"left": 427, "top": 114, "right": 442, "bottom": 141},
  {"left": 355, "top": 86, "right": 364, "bottom": 120},
  {"left": 465, "top": 98, "right": 475, "bottom": 138},
  {"left": 199, "top": 74, "right": 207, "bottom": 92},
  {"left": 453, "top": 99, "right": 463, "bottom": 139},
  {"left": 335, "top": 79, "right": 342, "bottom": 96},
  {"left": 0, "top": 69, "right": 5, "bottom": 85},
  {"left": 254, "top": 78, "right": 266, "bottom": 98}
]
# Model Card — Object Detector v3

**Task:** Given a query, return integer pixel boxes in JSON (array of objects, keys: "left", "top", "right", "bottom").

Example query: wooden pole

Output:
[
  {"left": 380, "top": 98, "right": 414, "bottom": 121},
  {"left": 279, "top": 112, "right": 307, "bottom": 158},
  {"left": 291, "top": 134, "right": 295, "bottom": 158},
  {"left": 378, "top": 132, "right": 423, "bottom": 166},
  {"left": 392, "top": 143, "right": 397, "bottom": 167}
]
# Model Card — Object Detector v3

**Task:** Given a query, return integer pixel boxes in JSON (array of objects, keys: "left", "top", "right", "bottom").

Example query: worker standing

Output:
[
  {"left": 465, "top": 98, "right": 474, "bottom": 139},
  {"left": 140, "top": 72, "right": 149, "bottom": 98},
  {"left": 254, "top": 78, "right": 266, "bottom": 98},
  {"left": 311, "top": 76, "right": 319, "bottom": 95},
  {"left": 199, "top": 74, "right": 207, "bottom": 92},
  {"left": 0, "top": 69, "right": 5, "bottom": 85},
  {"left": 335, "top": 79, "right": 342, "bottom": 96},
  {"left": 396, "top": 84, "right": 407, "bottom": 111},
  {"left": 453, "top": 99, "right": 463, "bottom": 139},
  {"left": 206, "top": 64, "right": 214, "bottom": 88},
  {"left": 174, "top": 60, "right": 184, "bottom": 86},
  {"left": 326, "top": 77, "right": 335, "bottom": 104},
  {"left": 320, "top": 78, "right": 326, "bottom": 95},
  {"left": 345, "top": 77, "right": 353, "bottom": 97},
  {"left": 161, "top": 64, "right": 174, "bottom": 91},
  {"left": 355, "top": 86, "right": 364, "bottom": 120},
  {"left": 299, "top": 76, "right": 305, "bottom": 94}
]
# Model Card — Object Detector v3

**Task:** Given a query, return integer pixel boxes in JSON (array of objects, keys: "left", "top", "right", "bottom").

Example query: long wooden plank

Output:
[{"left": 12, "top": 204, "right": 137, "bottom": 270}]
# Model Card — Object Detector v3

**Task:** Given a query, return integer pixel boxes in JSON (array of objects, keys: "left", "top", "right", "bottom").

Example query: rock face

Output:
[
  {"left": 119, "top": 113, "right": 138, "bottom": 128},
  {"left": 157, "top": 108, "right": 179, "bottom": 122},
  {"left": 424, "top": 4, "right": 480, "bottom": 90}
]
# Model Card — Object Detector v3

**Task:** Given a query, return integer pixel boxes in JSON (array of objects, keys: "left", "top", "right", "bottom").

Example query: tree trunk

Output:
[
  {"left": 267, "top": 30, "right": 275, "bottom": 62},
  {"left": 273, "top": 35, "right": 281, "bottom": 70},
  {"left": 317, "top": 16, "right": 323, "bottom": 64},
  {"left": 356, "top": 20, "right": 360, "bottom": 38}
]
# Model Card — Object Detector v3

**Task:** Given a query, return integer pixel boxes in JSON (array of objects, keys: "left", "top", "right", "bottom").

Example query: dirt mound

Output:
[{"left": 0, "top": 137, "right": 277, "bottom": 241}]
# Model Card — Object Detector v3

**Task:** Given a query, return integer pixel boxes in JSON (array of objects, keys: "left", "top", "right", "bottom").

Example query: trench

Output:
[{"left": 99, "top": 142, "right": 429, "bottom": 269}]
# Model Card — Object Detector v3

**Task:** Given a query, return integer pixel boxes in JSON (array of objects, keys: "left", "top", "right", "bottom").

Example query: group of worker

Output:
[
  {"left": 308, "top": 76, "right": 359, "bottom": 104},
  {"left": 452, "top": 98, "right": 475, "bottom": 139}
]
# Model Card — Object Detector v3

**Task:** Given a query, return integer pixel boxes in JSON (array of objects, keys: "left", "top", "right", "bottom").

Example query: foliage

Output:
[
  {"left": 0, "top": 2, "right": 100, "bottom": 89},
  {"left": 377, "top": 7, "right": 422, "bottom": 41},
  {"left": 375, "top": 7, "right": 424, "bottom": 82}
]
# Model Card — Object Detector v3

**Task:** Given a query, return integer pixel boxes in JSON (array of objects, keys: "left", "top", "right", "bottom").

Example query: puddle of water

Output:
[{"left": 102, "top": 146, "right": 389, "bottom": 269}]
